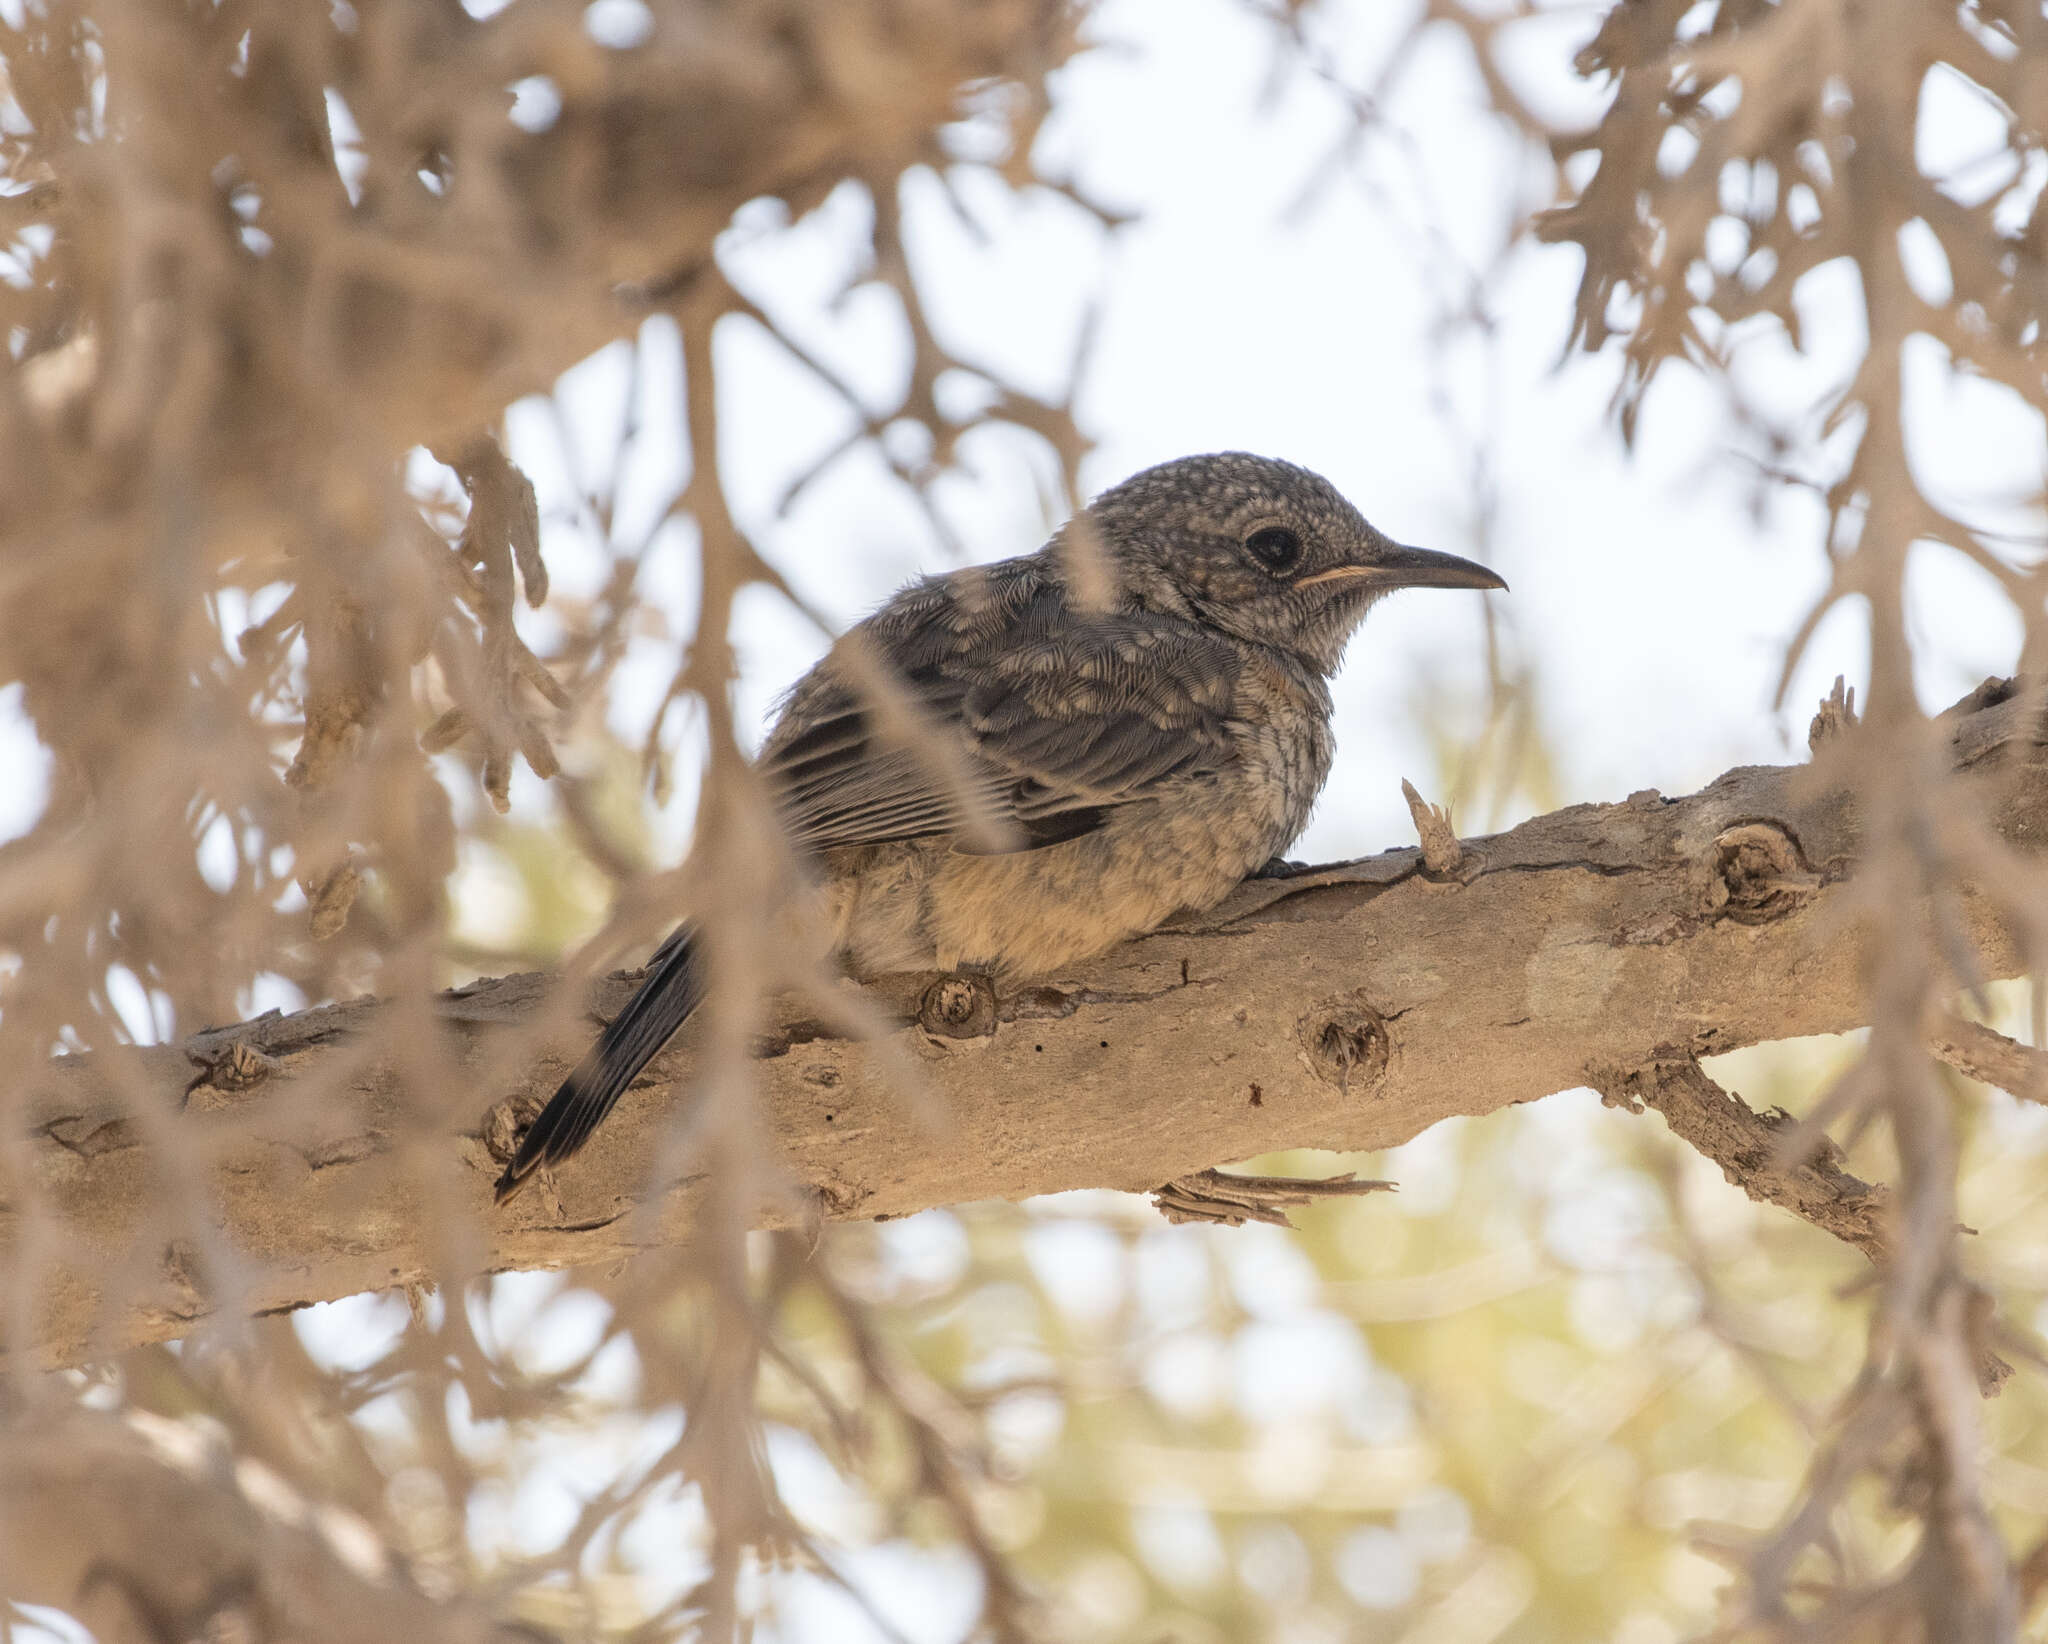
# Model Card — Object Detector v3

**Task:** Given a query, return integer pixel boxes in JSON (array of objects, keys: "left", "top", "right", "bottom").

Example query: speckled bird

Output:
[{"left": 495, "top": 452, "right": 1505, "bottom": 1202}]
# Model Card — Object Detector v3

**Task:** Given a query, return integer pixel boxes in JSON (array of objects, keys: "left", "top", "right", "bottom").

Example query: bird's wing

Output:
[{"left": 760, "top": 564, "right": 1243, "bottom": 854}]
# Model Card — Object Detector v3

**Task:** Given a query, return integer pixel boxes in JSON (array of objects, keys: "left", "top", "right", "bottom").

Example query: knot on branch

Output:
[
  {"left": 483, "top": 1094, "right": 542, "bottom": 1173},
  {"left": 918, "top": 973, "right": 997, "bottom": 1041},
  {"left": 1703, "top": 822, "right": 1820, "bottom": 925},
  {"left": 183, "top": 1039, "right": 282, "bottom": 1110},
  {"left": 1298, "top": 994, "right": 1391, "bottom": 1094}
]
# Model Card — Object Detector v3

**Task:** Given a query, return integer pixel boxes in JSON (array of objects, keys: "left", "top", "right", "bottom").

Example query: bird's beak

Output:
[{"left": 1298, "top": 544, "right": 1508, "bottom": 594}]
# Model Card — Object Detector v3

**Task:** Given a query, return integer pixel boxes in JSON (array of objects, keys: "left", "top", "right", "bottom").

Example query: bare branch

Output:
[
  {"left": 9, "top": 684, "right": 2046, "bottom": 1366},
  {"left": 1929, "top": 1016, "right": 2048, "bottom": 1106},
  {"left": 1590, "top": 1054, "right": 1885, "bottom": 1261},
  {"left": 0, "top": 1411, "right": 510, "bottom": 1644}
]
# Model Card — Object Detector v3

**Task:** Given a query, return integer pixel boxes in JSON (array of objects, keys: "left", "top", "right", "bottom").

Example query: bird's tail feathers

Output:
[{"left": 494, "top": 928, "right": 704, "bottom": 1204}]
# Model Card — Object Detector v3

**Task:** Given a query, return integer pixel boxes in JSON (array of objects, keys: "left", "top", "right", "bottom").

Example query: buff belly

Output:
[{"left": 821, "top": 771, "right": 1299, "bottom": 981}]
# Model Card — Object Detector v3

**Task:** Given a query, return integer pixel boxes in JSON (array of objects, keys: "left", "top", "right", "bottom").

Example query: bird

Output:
[{"left": 494, "top": 452, "right": 1505, "bottom": 1203}]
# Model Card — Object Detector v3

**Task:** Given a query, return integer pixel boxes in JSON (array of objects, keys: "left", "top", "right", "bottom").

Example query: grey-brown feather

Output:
[{"left": 760, "top": 561, "right": 1243, "bottom": 858}]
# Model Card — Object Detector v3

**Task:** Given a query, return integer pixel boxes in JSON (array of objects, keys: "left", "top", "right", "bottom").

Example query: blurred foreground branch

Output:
[
  {"left": 0, "top": 1411, "right": 505, "bottom": 1644},
  {"left": 11, "top": 682, "right": 2046, "bottom": 1365}
]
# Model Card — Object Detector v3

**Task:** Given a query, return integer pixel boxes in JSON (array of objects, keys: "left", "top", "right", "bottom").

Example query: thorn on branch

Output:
[
  {"left": 1151, "top": 1167, "right": 1394, "bottom": 1229},
  {"left": 1808, "top": 673, "right": 1857, "bottom": 752},
  {"left": 1400, "top": 778, "right": 1464, "bottom": 874}
]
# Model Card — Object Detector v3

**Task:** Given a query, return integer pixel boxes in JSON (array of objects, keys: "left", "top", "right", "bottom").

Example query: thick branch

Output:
[{"left": 8, "top": 688, "right": 2047, "bottom": 1364}]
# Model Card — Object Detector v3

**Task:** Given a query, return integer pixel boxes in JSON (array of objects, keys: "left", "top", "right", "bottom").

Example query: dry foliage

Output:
[
  {"left": 1, "top": 0, "right": 2047, "bottom": 1641},
  {"left": 1518, "top": 4, "right": 2048, "bottom": 1637}
]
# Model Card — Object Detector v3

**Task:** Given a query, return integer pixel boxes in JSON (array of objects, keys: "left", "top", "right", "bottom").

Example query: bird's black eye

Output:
[{"left": 1244, "top": 526, "right": 1303, "bottom": 574}]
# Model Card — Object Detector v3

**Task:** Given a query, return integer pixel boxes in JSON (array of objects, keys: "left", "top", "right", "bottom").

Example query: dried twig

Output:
[
  {"left": 1152, "top": 1167, "right": 1396, "bottom": 1229},
  {"left": 1398, "top": 778, "right": 1466, "bottom": 875}
]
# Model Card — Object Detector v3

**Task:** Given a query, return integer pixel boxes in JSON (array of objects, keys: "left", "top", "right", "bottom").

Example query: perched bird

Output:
[{"left": 494, "top": 452, "right": 1504, "bottom": 1202}]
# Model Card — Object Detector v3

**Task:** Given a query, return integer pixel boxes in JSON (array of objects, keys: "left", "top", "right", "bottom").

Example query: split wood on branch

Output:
[
  {"left": 1151, "top": 1168, "right": 1396, "bottom": 1229},
  {"left": 8, "top": 682, "right": 2047, "bottom": 1366}
]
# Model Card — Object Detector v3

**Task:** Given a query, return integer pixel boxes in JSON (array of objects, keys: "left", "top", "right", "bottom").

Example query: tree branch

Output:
[
  {"left": 9, "top": 686, "right": 2046, "bottom": 1365},
  {"left": 1589, "top": 1054, "right": 1886, "bottom": 1259},
  {"left": 1929, "top": 1016, "right": 2048, "bottom": 1106}
]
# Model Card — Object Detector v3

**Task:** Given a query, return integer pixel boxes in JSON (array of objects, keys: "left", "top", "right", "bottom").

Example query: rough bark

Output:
[
  {"left": 9, "top": 684, "right": 2045, "bottom": 1366},
  {"left": 1589, "top": 1055, "right": 1887, "bottom": 1259}
]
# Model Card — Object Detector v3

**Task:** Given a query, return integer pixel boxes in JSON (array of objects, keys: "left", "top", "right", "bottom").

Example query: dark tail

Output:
[{"left": 495, "top": 926, "right": 704, "bottom": 1204}]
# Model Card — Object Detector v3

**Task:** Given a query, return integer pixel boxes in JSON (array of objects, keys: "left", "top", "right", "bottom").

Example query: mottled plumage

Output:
[{"left": 495, "top": 452, "right": 1504, "bottom": 1202}]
